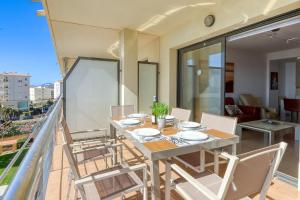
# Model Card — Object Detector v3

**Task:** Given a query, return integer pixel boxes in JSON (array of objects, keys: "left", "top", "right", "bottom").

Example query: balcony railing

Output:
[{"left": 2, "top": 96, "right": 62, "bottom": 200}]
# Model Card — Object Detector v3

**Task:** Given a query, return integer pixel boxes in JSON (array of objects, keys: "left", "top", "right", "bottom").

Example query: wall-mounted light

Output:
[{"left": 197, "top": 69, "right": 202, "bottom": 76}]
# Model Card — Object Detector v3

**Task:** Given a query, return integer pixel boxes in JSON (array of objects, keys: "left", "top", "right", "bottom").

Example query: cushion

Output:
[
  {"left": 239, "top": 94, "right": 262, "bottom": 107},
  {"left": 225, "top": 105, "right": 243, "bottom": 116}
]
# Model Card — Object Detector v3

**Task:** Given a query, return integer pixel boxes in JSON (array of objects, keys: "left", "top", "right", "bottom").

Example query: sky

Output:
[{"left": 0, "top": 0, "right": 61, "bottom": 85}]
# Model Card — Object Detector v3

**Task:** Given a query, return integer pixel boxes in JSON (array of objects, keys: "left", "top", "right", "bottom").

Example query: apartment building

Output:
[
  {"left": 0, "top": 72, "right": 30, "bottom": 111},
  {"left": 53, "top": 80, "right": 62, "bottom": 99},
  {"left": 30, "top": 85, "right": 54, "bottom": 103}
]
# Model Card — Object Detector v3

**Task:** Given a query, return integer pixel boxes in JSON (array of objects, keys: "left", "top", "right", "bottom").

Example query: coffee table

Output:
[{"left": 237, "top": 119, "right": 295, "bottom": 145}]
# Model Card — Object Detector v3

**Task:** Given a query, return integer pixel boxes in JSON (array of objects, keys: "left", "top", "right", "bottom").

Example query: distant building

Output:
[
  {"left": 0, "top": 72, "right": 30, "bottom": 111},
  {"left": 41, "top": 83, "right": 54, "bottom": 89},
  {"left": 30, "top": 86, "right": 54, "bottom": 103},
  {"left": 54, "top": 80, "right": 63, "bottom": 99}
]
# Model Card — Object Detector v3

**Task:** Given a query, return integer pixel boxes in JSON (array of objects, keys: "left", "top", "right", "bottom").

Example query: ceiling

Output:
[
  {"left": 46, "top": 0, "right": 220, "bottom": 36},
  {"left": 227, "top": 22, "right": 300, "bottom": 53},
  {"left": 42, "top": 0, "right": 299, "bottom": 73}
]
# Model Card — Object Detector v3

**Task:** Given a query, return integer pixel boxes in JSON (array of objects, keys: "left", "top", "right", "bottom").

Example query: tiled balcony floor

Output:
[{"left": 45, "top": 129, "right": 300, "bottom": 200}]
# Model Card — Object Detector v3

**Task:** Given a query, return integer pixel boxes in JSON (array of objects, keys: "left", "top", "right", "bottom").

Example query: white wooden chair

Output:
[
  {"left": 175, "top": 112, "right": 237, "bottom": 174},
  {"left": 61, "top": 117, "right": 115, "bottom": 148},
  {"left": 110, "top": 105, "right": 135, "bottom": 118},
  {"left": 171, "top": 108, "right": 191, "bottom": 121},
  {"left": 61, "top": 118, "right": 121, "bottom": 168},
  {"left": 165, "top": 142, "right": 287, "bottom": 200},
  {"left": 110, "top": 105, "right": 135, "bottom": 139},
  {"left": 63, "top": 142, "right": 148, "bottom": 200}
]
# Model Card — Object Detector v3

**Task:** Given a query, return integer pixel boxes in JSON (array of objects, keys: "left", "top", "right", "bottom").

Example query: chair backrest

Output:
[
  {"left": 60, "top": 117, "right": 74, "bottom": 144},
  {"left": 110, "top": 105, "right": 134, "bottom": 118},
  {"left": 171, "top": 108, "right": 191, "bottom": 121},
  {"left": 200, "top": 112, "right": 237, "bottom": 134},
  {"left": 221, "top": 142, "right": 287, "bottom": 200},
  {"left": 284, "top": 98, "right": 300, "bottom": 112},
  {"left": 239, "top": 94, "right": 262, "bottom": 107},
  {"left": 62, "top": 143, "right": 81, "bottom": 180},
  {"left": 225, "top": 97, "right": 235, "bottom": 105}
]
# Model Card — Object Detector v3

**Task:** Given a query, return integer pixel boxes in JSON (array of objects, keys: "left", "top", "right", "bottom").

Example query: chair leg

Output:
[
  {"left": 143, "top": 166, "right": 148, "bottom": 200},
  {"left": 104, "top": 156, "right": 108, "bottom": 168},
  {"left": 165, "top": 161, "right": 171, "bottom": 200},
  {"left": 200, "top": 149, "right": 205, "bottom": 172},
  {"left": 66, "top": 169, "right": 72, "bottom": 200},
  {"left": 214, "top": 151, "right": 219, "bottom": 175}
]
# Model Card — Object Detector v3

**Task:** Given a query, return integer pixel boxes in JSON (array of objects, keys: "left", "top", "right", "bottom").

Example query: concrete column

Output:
[{"left": 119, "top": 28, "right": 138, "bottom": 108}]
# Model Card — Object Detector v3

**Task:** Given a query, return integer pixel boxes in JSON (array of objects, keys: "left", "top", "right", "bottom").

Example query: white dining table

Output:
[{"left": 109, "top": 117, "right": 239, "bottom": 200}]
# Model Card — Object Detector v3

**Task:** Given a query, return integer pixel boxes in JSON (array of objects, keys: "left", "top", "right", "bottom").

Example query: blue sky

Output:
[{"left": 0, "top": 0, "right": 60, "bottom": 85}]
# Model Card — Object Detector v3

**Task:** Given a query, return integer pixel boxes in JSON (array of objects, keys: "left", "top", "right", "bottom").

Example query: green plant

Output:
[{"left": 152, "top": 102, "right": 169, "bottom": 119}]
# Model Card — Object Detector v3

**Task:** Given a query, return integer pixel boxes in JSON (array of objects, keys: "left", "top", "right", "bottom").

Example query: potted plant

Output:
[{"left": 152, "top": 102, "right": 169, "bottom": 129}]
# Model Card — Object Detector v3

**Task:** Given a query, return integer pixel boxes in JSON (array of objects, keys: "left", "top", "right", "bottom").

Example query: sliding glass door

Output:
[{"left": 178, "top": 39, "right": 225, "bottom": 122}]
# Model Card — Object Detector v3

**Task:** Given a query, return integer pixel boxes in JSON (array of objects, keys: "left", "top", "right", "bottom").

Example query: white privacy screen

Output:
[
  {"left": 138, "top": 62, "right": 157, "bottom": 113},
  {"left": 65, "top": 58, "right": 119, "bottom": 132}
]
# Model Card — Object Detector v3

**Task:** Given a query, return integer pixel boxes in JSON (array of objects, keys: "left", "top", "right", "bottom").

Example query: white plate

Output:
[
  {"left": 180, "top": 121, "right": 201, "bottom": 129},
  {"left": 127, "top": 113, "right": 147, "bottom": 118},
  {"left": 119, "top": 119, "right": 140, "bottom": 126},
  {"left": 179, "top": 131, "right": 208, "bottom": 141},
  {"left": 165, "top": 115, "right": 175, "bottom": 120},
  {"left": 134, "top": 128, "right": 161, "bottom": 137}
]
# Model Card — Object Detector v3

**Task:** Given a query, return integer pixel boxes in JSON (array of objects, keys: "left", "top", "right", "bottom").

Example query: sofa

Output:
[
  {"left": 225, "top": 97, "right": 261, "bottom": 123},
  {"left": 239, "top": 94, "right": 277, "bottom": 119}
]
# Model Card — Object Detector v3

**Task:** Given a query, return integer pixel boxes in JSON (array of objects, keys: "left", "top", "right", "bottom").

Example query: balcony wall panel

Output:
[{"left": 64, "top": 58, "right": 119, "bottom": 133}]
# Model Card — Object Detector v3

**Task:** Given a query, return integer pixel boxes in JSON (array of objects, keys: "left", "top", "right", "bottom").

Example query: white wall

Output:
[
  {"left": 285, "top": 62, "right": 297, "bottom": 98},
  {"left": 226, "top": 47, "right": 266, "bottom": 104},
  {"left": 138, "top": 38, "right": 160, "bottom": 63},
  {"left": 266, "top": 48, "right": 300, "bottom": 105}
]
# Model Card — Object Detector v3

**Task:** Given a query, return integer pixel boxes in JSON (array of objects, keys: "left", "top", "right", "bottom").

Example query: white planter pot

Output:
[{"left": 157, "top": 118, "right": 166, "bottom": 129}]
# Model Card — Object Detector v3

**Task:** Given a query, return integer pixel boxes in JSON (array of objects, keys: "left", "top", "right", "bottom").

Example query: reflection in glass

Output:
[{"left": 180, "top": 43, "right": 223, "bottom": 122}]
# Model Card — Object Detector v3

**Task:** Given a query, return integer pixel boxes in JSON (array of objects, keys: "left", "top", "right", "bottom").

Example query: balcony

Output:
[
  {"left": 2, "top": 1, "right": 300, "bottom": 199},
  {"left": 1, "top": 96, "right": 299, "bottom": 200}
]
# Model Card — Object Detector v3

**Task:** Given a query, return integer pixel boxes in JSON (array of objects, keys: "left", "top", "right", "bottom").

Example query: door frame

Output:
[{"left": 177, "top": 37, "right": 226, "bottom": 116}]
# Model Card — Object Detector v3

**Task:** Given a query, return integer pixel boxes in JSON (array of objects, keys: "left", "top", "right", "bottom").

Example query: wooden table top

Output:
[{"left": 113, "top": 118, "right": 236, "bottom": 152}]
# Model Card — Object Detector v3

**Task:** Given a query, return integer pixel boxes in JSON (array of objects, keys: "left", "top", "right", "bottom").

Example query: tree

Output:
[
  {"left": 46, "top": 100, "right": 54, "bottom": 106},
  {"left": 0, "top": 106, "right": 22, "bottom": 121}
]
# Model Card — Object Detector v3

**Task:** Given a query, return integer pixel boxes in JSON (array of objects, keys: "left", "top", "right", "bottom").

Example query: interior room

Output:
[{"left": 226, "top": 18, "right": 300, "bottom": 182}]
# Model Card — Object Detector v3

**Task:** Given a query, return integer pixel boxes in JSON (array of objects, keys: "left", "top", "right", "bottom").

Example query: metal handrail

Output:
[{"left": 2, "top": 96, "right": 62, "bottom": 200}]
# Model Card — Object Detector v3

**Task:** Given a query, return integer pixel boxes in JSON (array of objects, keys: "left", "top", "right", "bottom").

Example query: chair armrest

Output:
[
  {"left": 73, "top": 138, "right": 115, "bottom": 146},
  {"left": 170, "top": 163, "right": 219, "bottom": 200},
  {"left": 265, "top": 107, "right": 277, "bottom": 113},
  {"left": 72, "top": 145, "right": 109, "bottom": 154},
  {"left": 74, "top": 163, "right": 147, "bottom": 186},
  {"left": 70, "top": 128, "right": 107, "bottom": 134}
]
